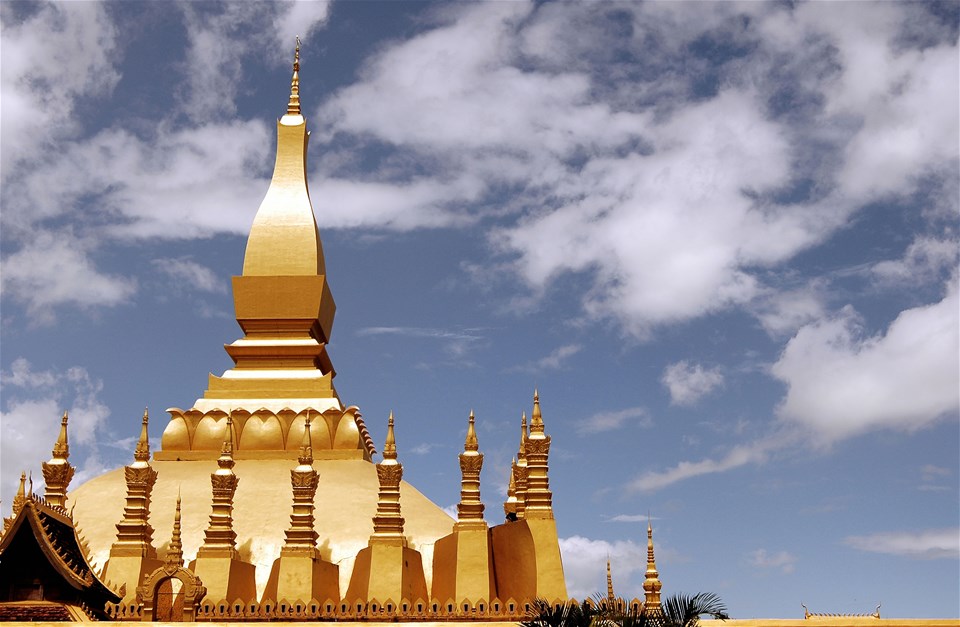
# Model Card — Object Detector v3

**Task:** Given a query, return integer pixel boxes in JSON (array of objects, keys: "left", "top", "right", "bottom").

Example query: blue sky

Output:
[{"left": 1, "top": 0, "right": 958, "bottom": 618}]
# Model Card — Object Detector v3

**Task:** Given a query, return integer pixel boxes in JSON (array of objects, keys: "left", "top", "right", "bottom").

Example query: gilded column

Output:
[
  {"left": 283, "top": 415, "right": 320, "bottom": 549},
  {"left": 192, "top": 414, "right": 257, "bottom": 604},
  {"left": 346, "top": 412, "right": 428, "bottom": 606},
  {"left": 102, "top": 409, "right": 160, "bottom": 599},
  {"left": 455, "top": 411, "right": 485, "bottom": 530},
  {"left": 372, "top": 412, "right": 405, "bottom": 541},
  {"left": 503, "top": 458, "right": 518, "bottom": 521},
  {"left": 265, "top": 413, "right": 340, "bottom": 604},
  {"left": 513, "top": 413, "right": 528, "bottom": 519},
  {"left": 42, "top": 411, "right": 75, "bottom": 509},
  {"left": 523, "top": 391, "right": 553, "bottom": 519},
  {"left": 199, "top": 415, "right": 240, "bottom": 555},
  {"left": 642, "top": 521, "right": 663, "bottom": 615}
]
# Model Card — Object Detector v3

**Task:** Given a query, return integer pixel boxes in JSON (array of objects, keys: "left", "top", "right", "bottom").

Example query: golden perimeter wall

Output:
[{"left": 1, "top": 620, "right": 958, "bottom": 626}]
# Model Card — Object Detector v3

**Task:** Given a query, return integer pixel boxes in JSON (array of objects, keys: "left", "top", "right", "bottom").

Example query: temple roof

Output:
[{"left": 0, "top": 493, "right": 121, "bottom": 618}]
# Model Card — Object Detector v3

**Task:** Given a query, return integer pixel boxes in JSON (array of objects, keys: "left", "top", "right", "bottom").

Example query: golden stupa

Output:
[{"left": 56, "top": 41, "right": 567, "bottom": 620}]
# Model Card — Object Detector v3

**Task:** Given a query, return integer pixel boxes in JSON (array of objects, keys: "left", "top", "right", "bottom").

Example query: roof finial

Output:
[
  {"left": 286, "top": 35, "right": 302, "bottom": 116},
  {"left": 530, "top": 389, "right": 544, "bottom": 434},
  {"left": 53, "top": 410, "right": 69, "bottom": 459},
  {"left": 12, "top": 471, "right": 26, "bottom": 516},
  {"left": 643, "top": 516, "right": 663, "bottom": 614},
  {"left": 464, "top": 410, "right": 478, "bottom": 452},
  {"left": 518, "top": 412, "right": 528, "bottom": 461},
  {"left": 134, "top": 408, "right": 151, "bottom": 463},
  {"left": 166, "top": 491, "right": 184, "bottom": 568},
  {"left": 383, "top": 412, "right": 397, "bottom": 461},
  {"left": 298, "top": 411, "right": 314, "bottom": 466},
  {"left": 607, "top": 557, "right": 615, "bottom": 604}
]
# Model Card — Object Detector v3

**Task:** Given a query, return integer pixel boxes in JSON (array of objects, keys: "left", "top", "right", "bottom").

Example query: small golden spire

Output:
[
  {"left": 134, "top": 408, "right": 150, "bottom": 463},
  {"left": 298, "top": 412, "right": 314, "bottom": 466},
  {"left": 12, "top": 472, "right": 26, "bottom": 516},
  {"left": 530, "top": 389, "right": 544, "bottom": 434},
  {"left": 218, "top": 414, "right": 235, "bottom": 471},
  {"left": 643, "top": 518, "right": 663, "bottom": 614},
  {"left": 517, "top": 412, "right": 528, "bottom": 462},
  {"left": 166, "top": 493, "right": 184, "bottom": 568},
  {"left": 464, "top": 410, "right": 478, "bottom": 452},
  {"left": 53, "top": 411, "right": 69, "bottom": 459},
  {"left": 383, "top": 412, "right": 397, "bottom": 462},
  {"left": 286, "top": 35, "right": 301, "bottom": 116},
  {"left": 28, "top": 472, "right": 33, "bottom": 497},
  {"left": 607, "top": 557, "right": 615, "bottom": 604}
]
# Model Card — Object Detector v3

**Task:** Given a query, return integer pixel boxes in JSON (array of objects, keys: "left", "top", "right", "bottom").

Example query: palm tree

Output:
[{"left": 522, "top": 593, "right": 728, "bottom": 627}]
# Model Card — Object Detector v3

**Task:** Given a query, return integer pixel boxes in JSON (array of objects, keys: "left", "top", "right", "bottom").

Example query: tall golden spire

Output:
[
  {"left": 166, "top": 493, "right": 184, "bottom": 568},
  {"left": 523, "top": 390, "right": 554, "bottom": 519},
  {"left": 455, "top": 411, "right": 485, "bottom": 529},
  {"left": 503, "top": 457, "right": 518, "bottom": 520},
  {"left": 198, "top": 416, "right": 240, "bottom": 556},
  {"left": 643, "top": 519, "right": 663, "bottom": 614},
  {"left": 108, "top": 408, "right": 158, "bottom": 558},
  {"left": 283, "top": 414, "right": 320, "bottom": 550},
  {"left": 514, "top": 412, "right": 529, "bottom": 519},
  {"left": 11, "top": 471, "right": 26, "bottom": 517},
  {"left": 287, "top": 36, "right": 301, "bottom": 116},
  {"left": 606, "top": 558, "right": 615, "bottom": 604},
  {"left": 371, "top": 412, "right": 405, "bottom": 542},
  {"left": 134, "top": 407, "right": 151, "bottom": 463},
  {"left": 42, "top": 411, "right": 75, "bottom": 509}
]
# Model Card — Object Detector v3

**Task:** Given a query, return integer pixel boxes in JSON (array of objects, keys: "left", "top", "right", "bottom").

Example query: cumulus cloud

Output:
[
  {"left": 661, "top": 362, "right": 725, "bottom": 406},
  {"left": 771, "top": 282, "right": 959, "bottom": 445},
  {"left": 559, "top": 535, "right": 648, "bottom": 599},
  {"left": 0, "top": 359, "right": 112, "bottom": 507},
  {"left": 872, "top": 237, "right": 959, "bottom": 286},
  {"left": 748, "top": 549, "right": 797, "bottom": 574},
  {"left": 152, "top": 257, "right": 227, "bottom": 294},
  {"left": 844, "top": 529, "right": 960, "bottom": 560},
  {"left": 577, "top": 407, "right": 651, "bottom": 435}
]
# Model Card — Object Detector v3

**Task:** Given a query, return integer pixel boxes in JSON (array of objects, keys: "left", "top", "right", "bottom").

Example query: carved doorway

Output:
[{"left": 154, "top": 577, "right": 185, "bottom": 621}]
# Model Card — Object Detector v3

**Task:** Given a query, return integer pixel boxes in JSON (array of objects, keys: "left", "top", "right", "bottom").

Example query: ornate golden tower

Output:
[
  {"left": 102, "top": 409, "right": 160, "bottom": 600},
  {"left": 643, "top": 520, "right": 663, "bottom": 615},
  {"left": 158, "top": 39, "right": 374, "bottom": 462},
  {"left": 432, "top": 412, "right": 496, "bottom": 604},
  {"left": 41, "top": 411, "right": 75, "bottom": 509}
]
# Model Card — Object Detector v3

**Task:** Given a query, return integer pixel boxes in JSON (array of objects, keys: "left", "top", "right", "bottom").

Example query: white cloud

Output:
[
  {"left": 512, "top": 344, "right": 583, "bottom": 374},
  {"left": 844, "top": 529, "right": 960, "bottom": 560},
  {"left": 748, "top": 549, "right": 797, "bottom": 574},
  {"left": 751, "top": 283, "right": 828, "bottom": 337},
  {"left": 577, "top": 407, "right": 650, "bottom": 435},
  {"left": 872, "top": 238, "right": 958, "bottom": 286},
  {"left": 771, "top": 282, "right": 959, "bottom": 445},
  {"left": 0, "top": 231, "right": 137, "bottom": 324},
  {"left": 0, "top": 359, "right": 112, "bottom": 507},
  {"left": 152, "top": 257, "right": 227, "bottom": 294},
  {"left": 606, "top": 514, "right": 656, "bottom": 523},
  {"left": 559, "top": 535, "right": 648, "bottom": 600},
  {"left": 628, "top": 438, "right": 778, "bottom": 493},
  {"left": 661, "top": 362, "right": 725, "bottom": 406},
  {"left": 0, "top": 1, "right": 119, "bottom": 173}
]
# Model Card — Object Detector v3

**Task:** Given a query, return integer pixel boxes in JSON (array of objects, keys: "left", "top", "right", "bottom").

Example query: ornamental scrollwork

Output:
[
  {"left": 376, "top": 464, "right": 403, "bottom": 484},
  {"left": 459, "top": 454, "right": 484, "bottom": 474},
  {"left": 524, "top": 436, "right": 551, "bottom": 456},
  {"left": 124, "top": 465, "right": 158, "bottom": 486}
]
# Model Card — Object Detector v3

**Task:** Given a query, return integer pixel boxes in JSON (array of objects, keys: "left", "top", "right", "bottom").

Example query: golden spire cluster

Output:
[
  {"left": 456, "top": 411, "right": 485, "bottom": 530},
  {"left": 513, "top": 412, "right": 529, "bottom": 519},
  {"left": 371, "top": 412, "right": 405, "bottom": 542},
  {"left": 42, "top": 411, "right": 75, "bottom": 509}
]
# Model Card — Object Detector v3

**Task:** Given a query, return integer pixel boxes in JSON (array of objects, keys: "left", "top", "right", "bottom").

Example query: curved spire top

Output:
[
  {"left": 464, "top": 410, "right": 479, "bottom": 452},
  {"left": 52, "top": 411, "right": 69, "bottom": 459},
  {"left": 383, "top": 411, "right": 397, "bottom": 462},
  {"left": 134, "top": 408, "right": 151, "bottom": 463},
  {"left": 530, "top": 389, "right": 544, "bottom": 435},
  {"left": 517, "top": 412, "right": 528, "bottom": 462},
  {"left": 287, "top": 35, "right": 301, "bottom": 116}
]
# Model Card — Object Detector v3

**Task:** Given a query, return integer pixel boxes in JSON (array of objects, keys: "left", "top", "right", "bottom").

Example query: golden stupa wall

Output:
[{"left": 58, "top": 43, "right": 569, "bottom": 621}]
